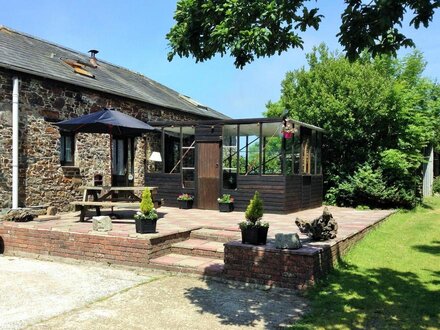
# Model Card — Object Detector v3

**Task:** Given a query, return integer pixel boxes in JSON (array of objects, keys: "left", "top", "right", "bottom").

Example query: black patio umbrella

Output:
[{"left": 55, "top": 108, "right": 155, "bottom": 183}]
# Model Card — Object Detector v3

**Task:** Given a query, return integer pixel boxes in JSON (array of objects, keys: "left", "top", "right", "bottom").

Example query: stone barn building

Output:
[{"left": 0, "top": 26, "right": 227, "bottom": 210}]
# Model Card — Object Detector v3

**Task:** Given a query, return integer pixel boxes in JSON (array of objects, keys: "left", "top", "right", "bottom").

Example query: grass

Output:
[{"left": 292, "top": 197, "right": 440, "bottom": 330}]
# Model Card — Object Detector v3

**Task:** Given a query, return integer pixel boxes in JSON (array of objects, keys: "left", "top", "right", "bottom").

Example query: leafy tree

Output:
[
  {"left": 167, "top": 0, "right": 439, "bottom": 68},
  {"left": 433, "top": 176, "right": 440, "bottom": 194},
  {"left": 266, "top": 45, "right": 440, "bottom": 208}
]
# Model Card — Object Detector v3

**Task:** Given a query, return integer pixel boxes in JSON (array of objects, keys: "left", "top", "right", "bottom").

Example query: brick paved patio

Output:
[
  {"left": 0, "top": 205, "right": 394, "bottom": 288},
  {"left": 0, "top": 206, "right": 392, "bottom": 239}
]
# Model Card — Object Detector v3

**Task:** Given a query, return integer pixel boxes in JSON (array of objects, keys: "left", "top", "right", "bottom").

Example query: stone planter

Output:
[
  {"left": 135, "top": 218, "right": 157, "bottom": 234},
  {"left": 219, "top": 203, "right": 234, "bottom": 212},
  {"left": 178, "top": 200, "right": 193, "bottom": 209}
]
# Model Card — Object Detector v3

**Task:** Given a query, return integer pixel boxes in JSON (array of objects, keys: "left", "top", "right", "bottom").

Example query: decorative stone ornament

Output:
[
  {"left": 2, "top": 209, "right": 37, "bottom": 222},
  {"left": 275, "top": 233, "right": 302, "bottom": 249},
  {"left": 295, "top": 207, "right": 338, "bottom": 241},
  {"left": 92, "top": 216, "right": 112, "bottom": 232},
  {"left": 46, "top": 206, "right": 58, "bottom": 215}
]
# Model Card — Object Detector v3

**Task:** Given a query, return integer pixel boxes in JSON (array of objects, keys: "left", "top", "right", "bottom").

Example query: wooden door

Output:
[{"left": 197, "top": 142, "right": 220, "bottom": 209}]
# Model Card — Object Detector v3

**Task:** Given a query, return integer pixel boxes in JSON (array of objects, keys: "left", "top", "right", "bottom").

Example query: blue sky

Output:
[{"left": 0, "top": 1, "right": 439, "bottom": 118}]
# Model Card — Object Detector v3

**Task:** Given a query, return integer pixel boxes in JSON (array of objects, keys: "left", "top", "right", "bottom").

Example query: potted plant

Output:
[
  {"left": 281, "top": 119, "right": 296, "bottom": 139},
  {"left": 134, "top": 188, "right": 159, "bottom": 234},
  {"left": 238, "top": 191, "right": 269, "bottom": 245},
  {"left": 177, "top": 193, "right": 194, "bottom": 209},
  {"left": 217, "top": 194, "right": 234, "bottom": 212}
]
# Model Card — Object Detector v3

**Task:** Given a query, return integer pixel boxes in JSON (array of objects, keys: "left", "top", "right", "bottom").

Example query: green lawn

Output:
[{"left": 292, "top": 197, "right": 440, "bottom": 330}]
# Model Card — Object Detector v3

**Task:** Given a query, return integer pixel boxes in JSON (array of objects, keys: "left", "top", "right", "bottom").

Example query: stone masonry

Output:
[{"left": 0, "top": 67, "right": 209, "bottom": 209}]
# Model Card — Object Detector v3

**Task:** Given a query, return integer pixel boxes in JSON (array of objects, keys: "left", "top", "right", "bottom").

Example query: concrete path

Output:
[
  {"left": 1, "top": 256, "right": 308, "bottom": 330},
  {"left": 0, "top": 256, "right": 153, "bottom": 329}
]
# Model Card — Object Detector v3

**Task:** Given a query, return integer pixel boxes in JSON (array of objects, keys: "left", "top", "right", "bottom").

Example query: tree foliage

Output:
[
  {"left": 266, "top": 45, "right": 440, "bottom": 208},
  {"left": 432, "top": 176, "right": 440, "bottom": 194},
  {"left": 167, "top": 0, "right": 439, "bottom": 68}
]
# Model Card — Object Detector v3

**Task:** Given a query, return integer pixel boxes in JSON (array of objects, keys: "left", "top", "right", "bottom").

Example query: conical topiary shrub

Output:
[
  {"left": 140, "top": 188, "right": 155, "bottom": 214},
  {"left": 240, "top": 191, "right": 268, "bottom": 245},
  {"left": 134, "top": 188, "right": 158, "bottom": 234},
  {"left": 245, "top": 191, "right": 264, "bottom": 224}
]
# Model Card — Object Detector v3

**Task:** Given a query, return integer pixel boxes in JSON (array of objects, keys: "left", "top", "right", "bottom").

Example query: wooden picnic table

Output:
[
  {"left": 72, "top": 186, "right": 159, "bottom": 222},
  {"left": 79, "top": 186, "right": 158, "bottom": 202}
]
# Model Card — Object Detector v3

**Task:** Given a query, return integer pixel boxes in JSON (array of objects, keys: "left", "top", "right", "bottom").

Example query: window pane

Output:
[
  {"left": 182, "top": 126, "right": 195, "bottom": 147},
  {"left": 127, "top": 138, "right": 133, "bottom": 179},
  {"left": 164, "top": 128, "right": 181, "bottom": 173},
  {"left": 182, "top": 169, "right": 195, "bottom": 188},
  {"left": 311, "top": 130, "right": 316, "bottom": 175},
  {"left": 148, "top": 131, "right": 163, "bottom": 173},
  {"left": 60, "top": 135, "right": 65, "bottom": 162},
  {"left": 293, "top": 125, "right": 301, "bottom": 174},
  {"left": 285, "top": 135, "right": 293, "bottom": 175},
  {"left": 239, "top": 124, "right": 260, "bottom": 175},
  {"left": 181, "top": 126, "right": 195, "bottom": 187},
  {"left": 112, "top": 139, "right": 125, "bottom": 175},
  {"left": 262, "top": 122, "right": 282, "bottom": 175},
  {"left": 316, "top": 132, "right": 322, "bottom": 175},
  {"left": 301, "top": 127, "right": 312, "bottom": 174},
  {"left": 65, "top": 136, "right": 72, "bottom": 162},
  {"left": 60, "top": 133, "right": 74, "bottom": 165},
  {"left": 182, "top": 148, "right": 195, "bottom": 168},
  {"left": 222, "top": 125, "right": 238, "bottom": 189}
]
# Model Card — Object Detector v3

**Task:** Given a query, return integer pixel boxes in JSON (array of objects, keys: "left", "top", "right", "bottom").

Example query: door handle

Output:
[{"left": 215, "top": 163, "right": 219, "bottom": 168}]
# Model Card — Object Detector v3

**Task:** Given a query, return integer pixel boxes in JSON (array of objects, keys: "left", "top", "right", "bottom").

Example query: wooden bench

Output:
[
  {"left": 71, "top": 201, "right": 141, "bottom": 222},
  {"left": 71, "top": 199, "right": 163, "bottom": 222}
]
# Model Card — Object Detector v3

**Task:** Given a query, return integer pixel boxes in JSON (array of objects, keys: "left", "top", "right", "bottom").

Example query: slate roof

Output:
[{"left": 0, "top": 26, "right": 228, "bottom": 119}]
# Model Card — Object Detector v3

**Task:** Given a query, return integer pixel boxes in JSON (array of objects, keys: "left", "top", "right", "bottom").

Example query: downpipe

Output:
[{"left": 12, "top": 76, "right": 19, "bottom": 209}]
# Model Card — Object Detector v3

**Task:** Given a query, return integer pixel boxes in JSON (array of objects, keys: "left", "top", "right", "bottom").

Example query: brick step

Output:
[
  {"left": 190, "top": 228, "right": 241, "bottom": 243},
  {"left": 149, "top": 253, "right": 224, "bottom": 276},
  {"left": 170, "top": 239, "right": 224, "bottom": 259}
]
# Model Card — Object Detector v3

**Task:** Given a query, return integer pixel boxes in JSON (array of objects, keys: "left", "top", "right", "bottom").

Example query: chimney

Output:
[{"left": 88, "top": 49, "right": 99, "bottom": 68}]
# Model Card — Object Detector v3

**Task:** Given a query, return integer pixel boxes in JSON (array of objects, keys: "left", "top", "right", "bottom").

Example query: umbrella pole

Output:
[
  {"left": 109, "top": 131, "right": 113, "bottom": 186},
  {"left": 109, "top": 128, "right": 118, "bottom": 218},
  {"left": 108, "top": 124, "right": 115, "bottom": 187}
]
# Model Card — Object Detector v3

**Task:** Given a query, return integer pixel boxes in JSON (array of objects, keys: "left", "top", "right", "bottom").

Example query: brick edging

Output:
[{"left": 222, "top": 212, "right": 394, "bottom": 289}]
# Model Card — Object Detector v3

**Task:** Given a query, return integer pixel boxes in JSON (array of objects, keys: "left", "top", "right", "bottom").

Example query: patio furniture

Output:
[{"left": 72, "top": 186, "right": 159, "bottom": 222}]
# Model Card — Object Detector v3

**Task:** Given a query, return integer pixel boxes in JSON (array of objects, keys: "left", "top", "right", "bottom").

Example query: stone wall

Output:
[
  {"left": 0, "top": 71, "right": 13, "bottom": 208},
  {"left": 0, "top": 67, "right": 210, "bottom": 209}
]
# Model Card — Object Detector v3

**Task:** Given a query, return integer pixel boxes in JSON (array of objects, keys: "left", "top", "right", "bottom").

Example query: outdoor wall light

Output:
[{"left": 149, "top": 151, "right": 162, "bottom": 162}]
